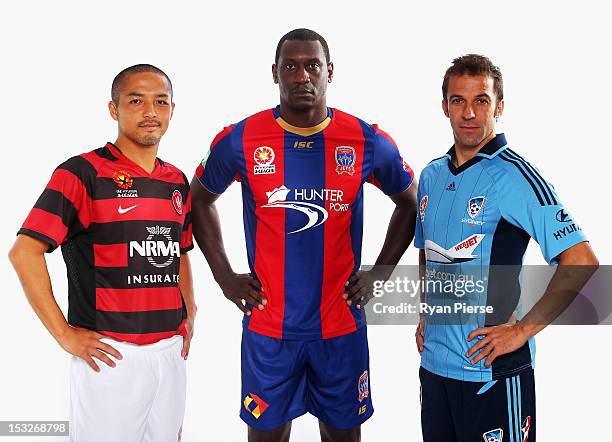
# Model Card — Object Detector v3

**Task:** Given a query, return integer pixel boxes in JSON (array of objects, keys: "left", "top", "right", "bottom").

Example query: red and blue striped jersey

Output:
[
  {"left": 195, "top": 107, "right": 414, "bottom": 339},
  {"left": 19, "top": 143, "right": 193, "bottom": 345}
]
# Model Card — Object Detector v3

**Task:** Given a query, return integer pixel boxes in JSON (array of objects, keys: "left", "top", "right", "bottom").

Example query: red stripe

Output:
[
  {"left": 320, "top": 110, "right": 360, "bottom": 338},
  {"left": 94, "top": 243, "right": 128, "bottom": 267},
  {"left": 21, "top": 208, "right": 68, "bottom": 246},
  {"left": 153, "top": 170, "right": 188, "bottom": 184},
  {"left": 243, "top": 110, "right": 286, "bottom": 339},
  {"left": 96, "top": 287, "right": 183, "bottom": 312},
  {"left": 92, "top": 198, "right": 183, "bottom": 223},
  {"left": 195, "top": 163, "right": 205, "bottom": 181},
  {"left": 46, "top": 169, "right": 92, "bottom": 227},
  {"left": 374, "top": 125, "right": 414, "bottom": 178},
  {"left": 98, "top": 327, "right": 185, "bottom": 345},
  {"left": 181, "top": 227, "right": 193, "bottom": 249},
  {"left": 80, "top": 151, "right": 104, "bottom": 172},
  {"left": 94, "top": 167, "right": 185, "bottom": 184}
]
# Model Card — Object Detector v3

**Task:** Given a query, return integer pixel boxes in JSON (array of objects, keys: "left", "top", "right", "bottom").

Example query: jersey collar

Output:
[
  {"left": 104, "top": 142, "right": 165, "bottom": 173},
  {"left": 272, "top": 106, "right": 332, "bottom": 137},
  {"left": 445, "top": 133, "right": 508, "bottom": 175}
]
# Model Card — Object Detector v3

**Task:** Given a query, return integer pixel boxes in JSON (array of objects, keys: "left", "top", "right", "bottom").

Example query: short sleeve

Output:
[
  {"left": 195, "top": 125, "right": 239, "bottom": 194},
  {"left": 18, "top": 156, "right": 94, "bottom": 252},
  {"left": 367, "top": 126, "right": 414, "bottom": 196},
  {"left": 414, "top": 176, "right": 427, "bottom": 249},
  {"left": 497, "top": 158, "right": 587, "bottom": 264}
]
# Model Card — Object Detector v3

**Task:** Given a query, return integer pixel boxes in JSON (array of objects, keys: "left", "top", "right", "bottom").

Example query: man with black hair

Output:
[
  {"left": 191, "top": 28, "right": 417, "bottom": 441},
  {"left": 414, "top": 54, "right": 598, "bottom": 442},
  {"left": 9, "top": 64, "right": 196, "bottom": 441}
]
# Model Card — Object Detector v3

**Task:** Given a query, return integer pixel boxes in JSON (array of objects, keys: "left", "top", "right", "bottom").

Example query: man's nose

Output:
[
  {"left": 144, "top": 101, "right": 157, "bottom": 117},
  {"left": 295, "top": 66, "right": 310, "bottom": 83},
  {"left": 462, "top": 103, "right": 475, "bottom": 119}
]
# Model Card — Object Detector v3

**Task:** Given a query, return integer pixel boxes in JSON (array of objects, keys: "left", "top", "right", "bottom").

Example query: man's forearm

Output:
[
  {"left": 518, "top": 242, "right": 598, "bottom": 338},
  {"left": 518, "top": 264, "right": 598, "bottom": 338},
  {"left": 191, "top": 201, "right": 235, "bottom": 284},
  {"left": 372, "top": 203, "right": 417, "bottom": 280},
  {"left": 179, "top": 253, "right": 197, "bottom": 319},
  {"left": 9, "top": 239, "right": 70, "bottom": 341}
]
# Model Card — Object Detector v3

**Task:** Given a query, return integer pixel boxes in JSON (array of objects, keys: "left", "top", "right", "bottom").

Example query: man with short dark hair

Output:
[
  {"left": 414, "top": 54, "right": 598, "bottom": 442},
  {"left": 191, "top": 28, "right": 417, "bottom": 442},
  {"left": 9, "top": 64, "right": 196, "bottom": 441}
]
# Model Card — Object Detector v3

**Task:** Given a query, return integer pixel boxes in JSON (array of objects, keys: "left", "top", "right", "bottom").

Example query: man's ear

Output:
[
  {"left": 272, "top": 64, "right": 279, "bottom": 84},
  {"left": 442, "top": 98, "right": 450, "bottom": 118},
  {"left": 495, "top": 99, "right": 505, "bottom": 118},
  {"left": 108, "top": 100, "right": 119, "bottom": 121}
]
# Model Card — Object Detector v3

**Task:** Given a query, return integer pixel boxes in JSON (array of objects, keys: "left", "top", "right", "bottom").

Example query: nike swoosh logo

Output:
[{"left": 118, "top": 204, "right": 139, "bottom": 214}]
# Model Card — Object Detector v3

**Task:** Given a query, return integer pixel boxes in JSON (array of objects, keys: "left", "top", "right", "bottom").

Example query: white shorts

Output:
[{"left": 70, "top": 335, "right": 186, "bottom": 442}]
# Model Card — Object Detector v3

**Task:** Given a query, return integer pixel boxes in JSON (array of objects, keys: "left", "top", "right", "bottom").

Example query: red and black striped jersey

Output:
[{"left": 18, "top": 142, "right": 193, "bottom": 345}]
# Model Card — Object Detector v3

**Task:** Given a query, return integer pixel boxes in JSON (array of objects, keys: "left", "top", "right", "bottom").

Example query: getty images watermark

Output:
[{"left": 363, "top": 265, "right": 611, "bottom": 326}]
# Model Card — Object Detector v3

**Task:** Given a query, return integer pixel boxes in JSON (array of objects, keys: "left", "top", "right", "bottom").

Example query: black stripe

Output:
[
  {"left": 92, "top": 220, "right": 183, "bottom": 244},
  {"left": 95, "top": 177, "right": 187, "bottom": 200},
  {"left": 502, "top": 151, "right": 552, "bottom": 205},
  {"left": 57, "top": 156, "right": 97, "bottom": 199},
  {"left": 96, "top": 308, "right": 185, "bottom": 334},
  {"left": 95, "top": 266, "right": 180, "bottom": 290},
  {"left": 498, "top": 153, "right": 546, "bottom": 206},
  {"left": 506, "top": 149, "right": 558, "bottom": 205},
  {"left": 17, "top": 228, "right": 59, "bottom": 252},
  {"left": 95, "top": 146, "right": 120, "bottom": 162},
  {"left": 180, "top": 244, "right": 194, "bottom": 254},
  {"left": 64, "top": 232, "right": 97, "bottom": 330},
  {"left": 34, "top": 188, "right": 84, "bottom": 232},
  {"left": 182, "top": 212, "right": 191, "bottom": 229}
]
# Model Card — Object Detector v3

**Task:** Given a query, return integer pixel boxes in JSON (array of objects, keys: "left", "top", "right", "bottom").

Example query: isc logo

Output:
[{"left": 293, "top": 141, "right": 314, "bottom": 148}]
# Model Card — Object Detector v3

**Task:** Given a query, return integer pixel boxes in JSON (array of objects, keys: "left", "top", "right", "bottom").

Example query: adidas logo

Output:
[{"left": 446, "top": 182, "right": 456, "bottom": 191}]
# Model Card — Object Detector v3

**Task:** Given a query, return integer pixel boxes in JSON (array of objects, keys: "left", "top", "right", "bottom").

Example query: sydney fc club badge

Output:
[
  {"left": 335, "top": 146, "right": 356, "bottom": 175},
  {"left": 467, "top": 196, "right": 486, "bottom": 219}
]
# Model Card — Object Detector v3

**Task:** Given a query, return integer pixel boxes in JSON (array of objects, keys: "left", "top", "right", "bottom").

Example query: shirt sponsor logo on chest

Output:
[{"left": 262, "top": 185, "right": 349, "bottom": 234}]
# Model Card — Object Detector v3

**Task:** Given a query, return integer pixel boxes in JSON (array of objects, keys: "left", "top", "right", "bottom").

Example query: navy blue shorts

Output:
[
  {"left": 420, "top": 367, "right": 535, "bottom": 442},
  {"left": 240, "top": 326, "right": 373, "bottom": 431}
]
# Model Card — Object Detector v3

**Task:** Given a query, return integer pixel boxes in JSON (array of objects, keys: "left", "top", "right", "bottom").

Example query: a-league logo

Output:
[{"left": 419, "top": 195, "right": 429, "bottom": 222}]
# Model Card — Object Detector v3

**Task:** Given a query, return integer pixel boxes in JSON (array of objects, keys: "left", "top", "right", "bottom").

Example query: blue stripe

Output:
[
  {"left": 512, "top": 377, "right": 520, "bottom": 442},
  {"left": 506, "top": 378, "right": 515, "bottom": 442},
  {"left": 499, "top": 152, "right": 546, "bottom": 206},
  {"left": 477, "top": 380, "right": 497, "bottom": 395},
  {"left": 517, "top": 375, "right": 523, "bottom": 438},
  {"left": 507, "top": 149, "right": 558, "bottom": 205},
  {"left": 282, "top": 130, "right": 326, "bottom": 338}
]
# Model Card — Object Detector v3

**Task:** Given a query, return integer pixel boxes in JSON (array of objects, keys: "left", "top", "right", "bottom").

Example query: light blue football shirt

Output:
[{"left": 414, "top": 133, "right": 587, "bottom": 381}]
